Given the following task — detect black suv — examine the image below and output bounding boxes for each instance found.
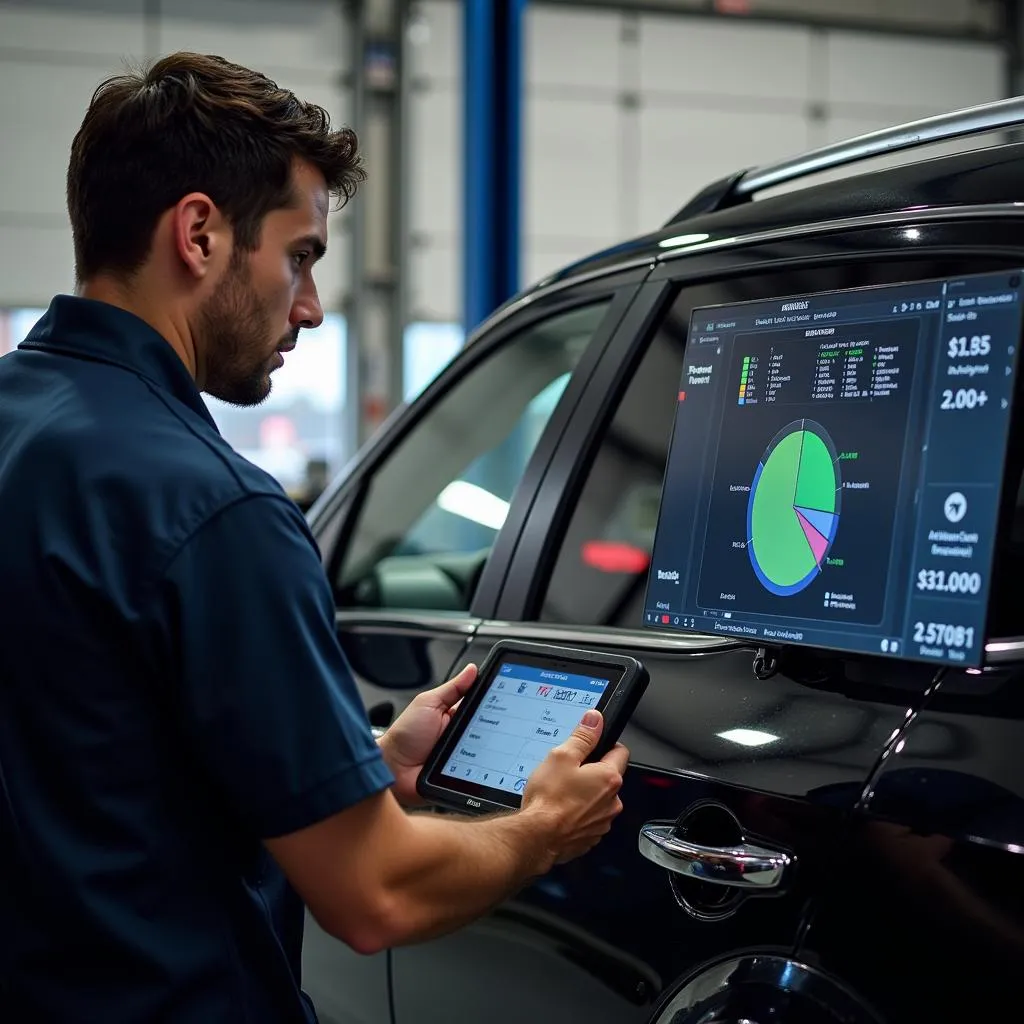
[301,99,1024,1024]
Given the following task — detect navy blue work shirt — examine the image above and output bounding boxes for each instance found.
[0,296,394,1022]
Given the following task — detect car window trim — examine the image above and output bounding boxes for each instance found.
[475,619,738,656]
[470,273,652,617]
[335,609,480,637]
[493,278,676,619]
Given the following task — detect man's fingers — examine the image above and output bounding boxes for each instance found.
[556,710,604,764]
[429,664,477,710]
[599,742,630,776]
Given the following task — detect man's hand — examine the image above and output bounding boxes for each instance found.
[521,710,629,867]
[378,664,477,806]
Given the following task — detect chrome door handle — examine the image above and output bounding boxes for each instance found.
[639,821,793,890]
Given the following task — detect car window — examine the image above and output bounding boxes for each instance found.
[335,302,611,612]
[539,311,681,627]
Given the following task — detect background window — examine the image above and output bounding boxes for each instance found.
[404,321,464,402]
[336,301,611,613]
[206,314,347,506]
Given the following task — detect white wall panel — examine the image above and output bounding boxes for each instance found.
[638,106,811,231]
[825,33,1002,112]
[407,0,459,322]
[157,0,346,81]
[757,0,983,28]
[409,243,458,322]
[525,247,600,290]
[639,16,813,103]
[315,213,350,315]
[0,0,145,58]
[0,224,74,305]
[526,96,619,243]
[0,62,111,218]
[528,6,622,92]
[407,0,459,84]
[408,84,459,239]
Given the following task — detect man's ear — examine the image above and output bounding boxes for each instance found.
[171,192,230,280]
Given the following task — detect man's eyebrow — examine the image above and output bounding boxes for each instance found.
[295,234,327,261]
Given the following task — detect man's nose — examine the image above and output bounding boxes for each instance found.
[292,284,324,330]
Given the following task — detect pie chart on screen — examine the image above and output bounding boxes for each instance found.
[746,419,841,597]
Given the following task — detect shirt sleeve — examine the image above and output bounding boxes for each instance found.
[154,493,394,838]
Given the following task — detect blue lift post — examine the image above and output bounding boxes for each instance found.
[463,0,526,334]
[460,0,528,536]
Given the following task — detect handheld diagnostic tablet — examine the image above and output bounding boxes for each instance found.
[417,641,648,815]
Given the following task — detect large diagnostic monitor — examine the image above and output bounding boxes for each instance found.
[643,270,1024,667]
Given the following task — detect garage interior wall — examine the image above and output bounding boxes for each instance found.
[408,0,1007,321]
[0,0,1009,485]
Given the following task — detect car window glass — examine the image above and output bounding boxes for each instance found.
[335,302,610,612]
[539,316,681,627]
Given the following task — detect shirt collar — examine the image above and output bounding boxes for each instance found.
[19,295,219,432]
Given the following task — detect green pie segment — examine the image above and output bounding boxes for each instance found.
[793,431,837,512]
[747,422,840,597]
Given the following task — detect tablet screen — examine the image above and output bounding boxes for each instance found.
[439,661,612,797]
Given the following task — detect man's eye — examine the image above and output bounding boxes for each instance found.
[292,252,310,267]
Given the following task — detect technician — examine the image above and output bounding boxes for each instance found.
[0,53,628,1023]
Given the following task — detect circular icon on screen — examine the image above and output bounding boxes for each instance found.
[514,779,527,793]
[943,492,968,524]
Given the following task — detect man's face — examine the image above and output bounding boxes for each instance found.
[198,159,328,406]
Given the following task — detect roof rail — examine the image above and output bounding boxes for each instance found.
[666,95,1024,225]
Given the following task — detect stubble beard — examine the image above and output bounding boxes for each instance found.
[199,254,280,408]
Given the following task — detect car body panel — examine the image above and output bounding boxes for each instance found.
[799,662,1024,1023]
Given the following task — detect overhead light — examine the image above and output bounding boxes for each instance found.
[904,228,921,240]
[659,232,711,248]
[436,481,509,531]
[716,728,779,747]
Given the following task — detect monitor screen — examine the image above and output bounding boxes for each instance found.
[439,661,611,796]
[643,270,1024,667]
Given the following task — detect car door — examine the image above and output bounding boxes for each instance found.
[301,269,649,1024]
[389,233,1020,1023]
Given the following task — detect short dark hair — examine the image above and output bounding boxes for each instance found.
[67,52,365,283]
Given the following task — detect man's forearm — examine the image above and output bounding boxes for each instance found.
[369,806,556,949]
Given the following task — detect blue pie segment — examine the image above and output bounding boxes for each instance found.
[794,505,837,542]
